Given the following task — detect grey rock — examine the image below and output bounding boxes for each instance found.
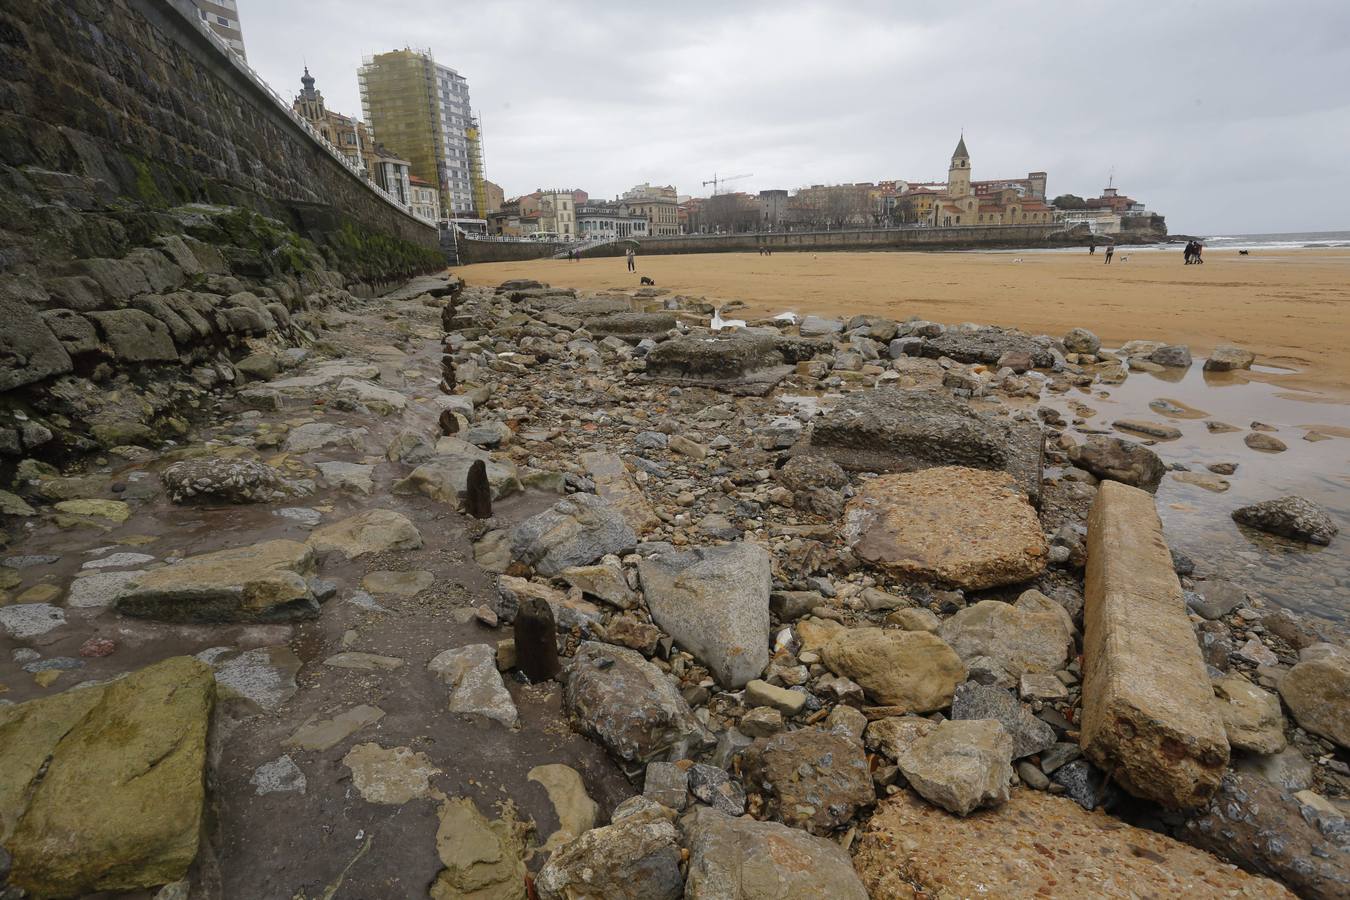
[427,644,519,727]
[808,388,1043,502]
[950,682,1057,759]
[922,328,1055,368]
[535,803,683,900]
[741,727,874,834]
[251,755,307,795]
[688,763,747,815]
[897,719,1014,816]
[1149,344,1193,368]
[162,457,285,504]
[0,295,73,391]
[1051,759,1112,811]
[638,543,771,688]
[1203,345,1256,371]
[643,332,826,396]
[1068,435,1166,491]
[86,309,178,362]
[1187,580,1246,620]
[563,642,710,768]
[1062,328,1101,354]
[682,807,869,899]
[642,761,689,810]
[0,603,66,639]
[1232,496,1338,545]
[511,494,636,576]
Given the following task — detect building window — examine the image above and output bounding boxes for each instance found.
[216,15,230,26]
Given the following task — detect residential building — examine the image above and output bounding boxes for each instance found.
[483,180,505,215]
[367,146,412,207]
[577,202,649,241]
[622,183,679,236]
[409,176,440,222]
[358,48,485,219]
[292,68,370,174]
[536,189,577,238]
[188,0,246,59]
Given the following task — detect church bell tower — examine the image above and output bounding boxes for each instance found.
[948,134,971,199]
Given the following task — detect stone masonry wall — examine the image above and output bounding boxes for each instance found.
[0,0,440,274]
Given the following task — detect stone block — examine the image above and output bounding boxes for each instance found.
[1080,481,1229,809]
[86,309,178,362]
[0,296,73,391]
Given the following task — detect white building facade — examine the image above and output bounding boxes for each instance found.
[435,64,476,216]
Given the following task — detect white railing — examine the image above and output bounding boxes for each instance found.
[173,2,437,228]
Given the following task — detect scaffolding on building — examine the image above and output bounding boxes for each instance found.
[466,117,487,219]
[358,49,447,218]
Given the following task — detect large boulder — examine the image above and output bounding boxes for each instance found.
[1062,327,1101,354]
[510,494,636,576]
[843,466,1047,590]
[115,540,317,623]
[637,543,771,688]
[920,328,1056,368]
[739,728,874,834]
[1068,435,1166,491]
[0,294,73,391]
[681,807,869,900]
[1081,481,1230,809]
[85,309,179,362]
[395,451,523,508]
[535,801,682,900]
[1182,772,1346,899]
[821,628,965,712]
[0,657,215,897]
[1278,653,1349,749]
[563,642,709,771]
[896,719,1014,816]
[807,388,1044,502]
[938,594,1075,688]
[1232,496,1339,546]
[643,332,826,396]
[308,509,423,559]
[856,789,1293,899]
[1204,344,1256,371]
[162,456,286,504]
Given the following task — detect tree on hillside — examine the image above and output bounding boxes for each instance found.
[1052,194,1086,209]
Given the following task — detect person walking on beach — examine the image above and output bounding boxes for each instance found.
[1089,240,1096,256]
[625,248,636,272]
[1104,245,1114,265]
[1193,242,1204,264]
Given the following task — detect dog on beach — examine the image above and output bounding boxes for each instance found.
[1119,255,1130,264]
[639,276,655,286]
[1239,249,1250,256]
[1012,258,1024,263]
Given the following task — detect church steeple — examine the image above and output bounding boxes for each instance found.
[300,66,317,99]
[951,133,969,164]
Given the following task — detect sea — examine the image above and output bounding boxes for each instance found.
[1198,230,1350,250]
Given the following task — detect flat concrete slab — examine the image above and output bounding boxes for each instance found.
[1080,481,1229,809]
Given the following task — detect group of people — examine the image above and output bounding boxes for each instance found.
[756,246,774,256]
[1183,240,1205,264]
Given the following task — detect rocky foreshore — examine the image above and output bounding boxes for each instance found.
[1,264,1347,898]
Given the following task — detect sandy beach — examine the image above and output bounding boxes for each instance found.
[458,248,1350,400]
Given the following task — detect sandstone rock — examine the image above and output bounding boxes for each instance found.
[1244,431,1288,453]
[560,556,638,609]
[864,716,936,761]
[116,540,317,623]
[430,797,527,900]
[337,377,407,411]
[1213,673,1287,754]
[856,788,1293,899]
[1068,435,1166,491]
[428,644,520,727]
[744,679,806,716]
[896,719,1014,816]
[808,388,1043,501]
[396,452,523,508]
[638,543,770,688]
[938,595,1074,688]
[1232,496,1339,545]
[53,498,131,522]
[308,509,423,559]
[162,456,284,504]
[1278,654,1349,749]
[950,682,1057,759]
[1204,344,1257,371]
[527,764,598,853]
[1081,481,1229,809]
[282,422,369,453]
[510,494,636,576]
[843,466,1047,589]
[682,806,869,900]
[581,451,659,534]
[496,575,601,633]
[315,461,375,494]
[0,657,214,897]
[821,628,965,711]
[563,642,709,768]
[535,802,681,900]
[1188,579,1246,619]
[284,704,386,752]
[740,728,874,834]
[739,706,784,737]
[1149,344,1193,368]
[342,743,440,805]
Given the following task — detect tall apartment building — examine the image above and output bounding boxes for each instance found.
[622,183,679,236]
[358,49,483,220]
[187,0,246,59]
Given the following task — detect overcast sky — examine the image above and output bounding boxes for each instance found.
[241,0,1349,235]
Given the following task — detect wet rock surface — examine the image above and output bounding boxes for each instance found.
[0,267,1342,899]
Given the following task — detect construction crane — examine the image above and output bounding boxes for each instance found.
[702,172,753,195]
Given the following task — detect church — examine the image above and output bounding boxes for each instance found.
[904,137,1055,227]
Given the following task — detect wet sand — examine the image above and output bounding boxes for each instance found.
[458,248,1350,400]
